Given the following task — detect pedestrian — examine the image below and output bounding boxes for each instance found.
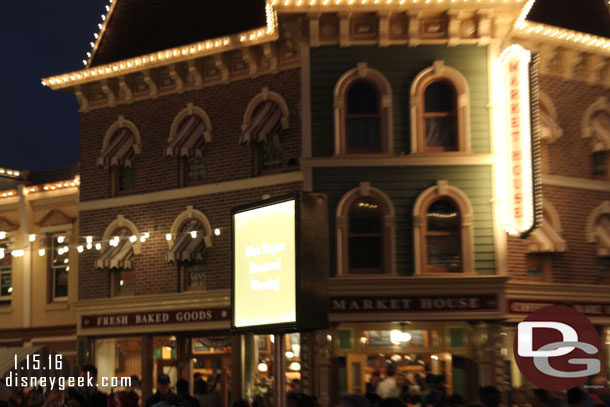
[145,374,183,407]
[422,375,447,407]
[585,377,610,407]
[377,366,398,399]
[479,386,500,407]
[193,379,219,407]
[389,374,410,404]
[366,373,382,395]
[176,379,199,407]
[78,365,107,407]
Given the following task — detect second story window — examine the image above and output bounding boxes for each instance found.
[166,104,213,187]
[50,235,69,300]
[336,182,396,275]
[167,206,213,291]
[334,63,393,155]
[424,198,461,272]
[97,116,142,197]
[0,242,11,304]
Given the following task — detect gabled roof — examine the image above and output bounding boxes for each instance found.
[90,0,267,67]
[526,0,610,39]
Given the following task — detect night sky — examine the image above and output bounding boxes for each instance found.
[0,0,107,172]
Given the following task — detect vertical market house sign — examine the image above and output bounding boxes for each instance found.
[494,44,542,238]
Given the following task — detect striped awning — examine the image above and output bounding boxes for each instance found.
[167,221,211,263]
[97,128,138,168]
[539,110,563,142]
[595,215,610,256]
[592,110,610,152]
[528,220,567,253]
[1,346,76,382]
[240,101,283,144]
[166,116,207,158]
[96,230,134,270]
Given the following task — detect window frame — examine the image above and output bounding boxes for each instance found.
[410,60,470,154]
[180,262,207,292]
[413,180,475,275]
[346,197,384,274]
[336,182,396,276]
[49,234,69,302]
[180,155,207,187]
[525,253,551,282]
[111,165,136,197]
[422,197,462,273]
[334,63,393,155]
[420,79,459,152]
[112,268,136,297]
[344,79,383,154]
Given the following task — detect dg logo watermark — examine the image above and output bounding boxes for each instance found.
[514,305,601,391]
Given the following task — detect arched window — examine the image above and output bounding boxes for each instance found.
[582,97,610,179]
[336,182,395,275]
[424,198,461,272]
[98,116,142,196]
[345,81,381,152]
[96,215,142,297]
[587,201,610,281]
[413,180,474,274]
[241,88,290,174]
[167,103,213,187]
[525,200,566,281]
[167,206,213,291]
[334,63,393,155]
[538,92,563,144]
[410,61,470,153]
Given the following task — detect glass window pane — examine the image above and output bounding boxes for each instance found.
[0,271,11,297]
[427,200,459,231]
[593,151,607,176]
[597,257,610,280]
[118,270,135,294]
[187,156,206,182]
[424,81,455,112]
[347,118,380,150]
[187,263,206,288]
[426,236,460,269]
[347,82,378,114]
[350,199,381,233]
[54,267,68,298]
[119,166,135,191]
[425,117,456,148]
[349,237,381,269]
[262,134,283,170]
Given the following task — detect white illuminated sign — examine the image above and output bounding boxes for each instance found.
[233,199,296,328]
[495,45,535,236]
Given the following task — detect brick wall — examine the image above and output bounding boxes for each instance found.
[79,68,301,202]
[508,74,610,284]
[78,67,303,300]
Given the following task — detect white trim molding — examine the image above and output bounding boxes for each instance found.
[538,91,563,144]
[101,116,142,155]
[335,182,396,275]
[582,96,610,152]
[101,215,142,255]
[412,180,475,275]
[410,60,471,154]
[333,62,393,155]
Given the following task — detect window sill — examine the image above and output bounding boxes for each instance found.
[45,301,70,311]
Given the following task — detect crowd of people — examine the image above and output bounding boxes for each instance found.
[0,364,608,407]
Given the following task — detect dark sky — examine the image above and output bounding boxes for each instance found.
[0,0,107,172]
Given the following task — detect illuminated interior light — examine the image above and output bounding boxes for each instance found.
[431,355,439,360]
[288,362,301,371]
[28,234,36,242]
[0,248,4,259]
[7,287,12,294]
[0,232,5,240]
[39,249,46,257]
[11,249,24,258]
[257,363,268,372]
[120,280,124,286]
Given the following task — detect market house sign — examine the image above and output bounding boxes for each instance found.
[82,307,230,329]
[330,295,498,313]
[494,44,541,237]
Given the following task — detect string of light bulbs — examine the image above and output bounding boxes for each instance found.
[0,227,223,259]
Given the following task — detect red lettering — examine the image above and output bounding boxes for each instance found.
[509,61,519,72]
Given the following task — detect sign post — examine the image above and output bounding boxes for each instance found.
[231,193,329,407]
